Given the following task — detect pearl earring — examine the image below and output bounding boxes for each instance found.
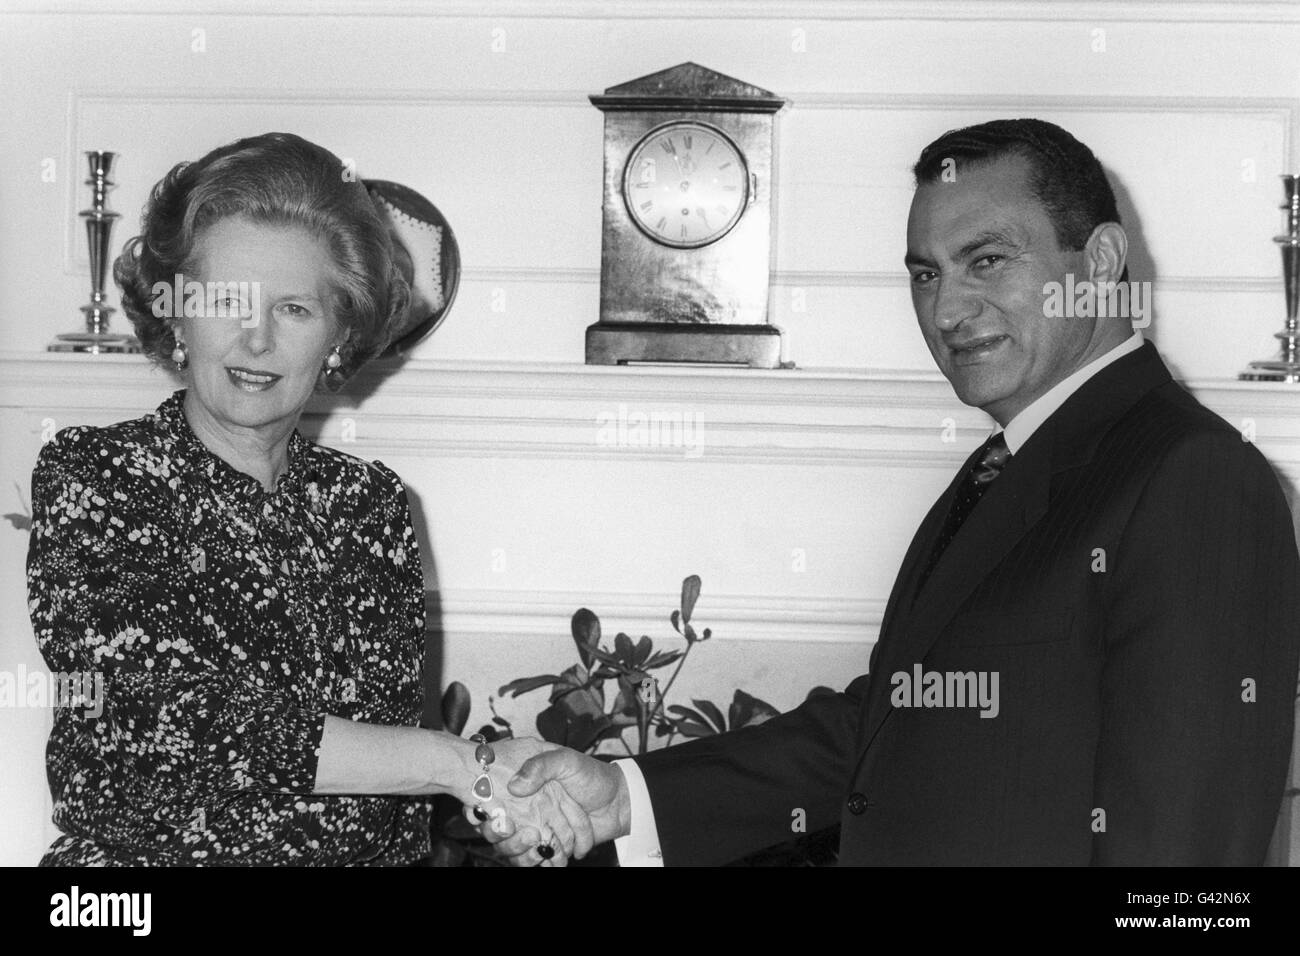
[171,342,188,370]
[325,346,342,370]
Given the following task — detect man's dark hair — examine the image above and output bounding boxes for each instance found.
[913,119,1128,281]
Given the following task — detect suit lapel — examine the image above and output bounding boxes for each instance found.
[854,341,1174,759]
[881,444,1051,669]
[857,446,1051,751]
[876,445,983,640]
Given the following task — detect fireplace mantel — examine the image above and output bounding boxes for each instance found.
[3,352,1300,469]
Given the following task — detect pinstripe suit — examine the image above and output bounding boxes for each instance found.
[635,341,1300,865]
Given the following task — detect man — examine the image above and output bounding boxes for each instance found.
[482,119,1300,866]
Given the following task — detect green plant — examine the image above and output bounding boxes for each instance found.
[425,575,840,866]
[497,575,782,756]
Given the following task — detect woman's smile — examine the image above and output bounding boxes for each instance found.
[225,366,282,391]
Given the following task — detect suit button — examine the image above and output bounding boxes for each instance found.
[847,792,869,815]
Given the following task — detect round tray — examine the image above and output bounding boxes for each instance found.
[365,179,461,357]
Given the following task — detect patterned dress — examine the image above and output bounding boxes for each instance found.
[26,389,431,865]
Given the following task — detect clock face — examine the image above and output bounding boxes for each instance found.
[621,121,750,249]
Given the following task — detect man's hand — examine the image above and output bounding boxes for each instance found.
[469,748,632,866]
[466,737,592,867]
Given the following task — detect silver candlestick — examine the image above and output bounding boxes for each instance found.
[49,151,140,353]
[1240,174,1300,382]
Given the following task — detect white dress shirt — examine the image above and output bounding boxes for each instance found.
[998,331,1143,452]
[612,330,1145,866]
[611,758,664,865]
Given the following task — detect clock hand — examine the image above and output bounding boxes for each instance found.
[695,206,711,229]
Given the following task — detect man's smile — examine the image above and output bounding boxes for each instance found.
[947,333,1011,365]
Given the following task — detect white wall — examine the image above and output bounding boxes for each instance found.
[2,0,1299,866]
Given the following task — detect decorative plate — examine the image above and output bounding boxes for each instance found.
[364,179,461,357]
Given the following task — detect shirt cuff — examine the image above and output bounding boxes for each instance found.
[612,759,664,867]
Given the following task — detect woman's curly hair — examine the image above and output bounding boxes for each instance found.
[113,131,410,391]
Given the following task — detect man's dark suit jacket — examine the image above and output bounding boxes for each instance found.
[635,342,1300,865]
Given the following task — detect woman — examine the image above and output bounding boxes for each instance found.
[27,132,582,866]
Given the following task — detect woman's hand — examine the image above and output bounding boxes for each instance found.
[464,737,595,867]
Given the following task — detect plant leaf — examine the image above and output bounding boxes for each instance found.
[670,609,681,634]
[549,663,604,714]
[586,648,636,681]
[561,661,590,683]
[2,513,31,531]
[571,608,601,669]
[684,623,698,644]
[692,697,728,734]
[440,681,472,736]
[498,674,562,698]
[536,704,569,745]
[666,704,707,724]
[643,649,683,670]
[612,677,640,718]
[663,707,715,738]
[614,632,635,664]
[729,689,782,730]
[728,691,755,730]
[676,722,715,738]
[632,635,653,667]
[680,575,701,625]
[566,713,611,753]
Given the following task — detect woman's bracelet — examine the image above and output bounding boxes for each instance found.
[469,733,494,822]
[467,732,554,859]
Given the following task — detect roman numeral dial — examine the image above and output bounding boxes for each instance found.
[622,121,750,249]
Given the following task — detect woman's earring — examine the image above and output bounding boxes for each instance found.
[171,342,188,370]
[324,346,343,371]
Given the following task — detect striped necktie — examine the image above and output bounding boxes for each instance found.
[916,432,1012,592]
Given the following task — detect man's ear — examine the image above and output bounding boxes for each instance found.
[1085,222,1127,286]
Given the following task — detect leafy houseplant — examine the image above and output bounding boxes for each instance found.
[497,575,785,755]
[425,575,840,866]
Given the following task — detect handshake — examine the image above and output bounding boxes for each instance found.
[463,736,633,867]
